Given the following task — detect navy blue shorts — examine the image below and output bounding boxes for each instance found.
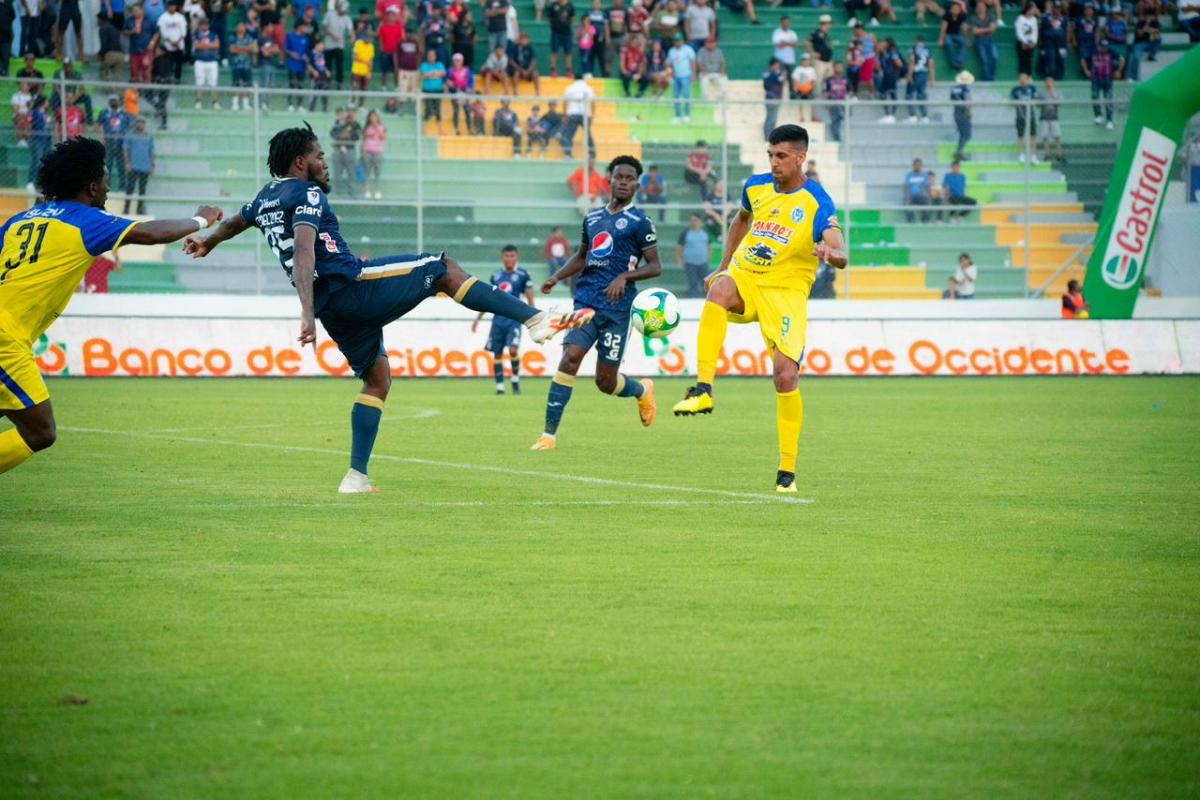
[318,252,447,378]
[550,30,573,53]
[487,319,522,354]
[563,302,632,366]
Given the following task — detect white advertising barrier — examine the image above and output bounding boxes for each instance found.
[31,316,1199,378]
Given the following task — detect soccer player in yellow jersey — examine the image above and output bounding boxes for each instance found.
[0,137,224,476]
[672,124,847,493]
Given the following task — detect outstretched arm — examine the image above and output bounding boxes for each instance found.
[182,212,252,257]
[123,205,224,246]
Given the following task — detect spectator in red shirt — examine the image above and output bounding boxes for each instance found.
[83,253,121,294]
[55,91,86,141]
[567,158,610,215]
[376,0,406,23]
[684,139,713,198]
[377,9,406,89]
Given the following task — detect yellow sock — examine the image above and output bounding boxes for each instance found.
[0,428,34,475]
[697,300,728,386]
[776,389,803,473]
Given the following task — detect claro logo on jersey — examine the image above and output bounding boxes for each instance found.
[1100,128,1175,291]
[295,205,321,217]
[591,231,614,258]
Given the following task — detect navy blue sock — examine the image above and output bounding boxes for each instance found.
[492,359,504,386]
[544,372,575,435]
[456,277,537,324]
[510,357,520,387]
[615,374,644,398]
[350,394,384,474]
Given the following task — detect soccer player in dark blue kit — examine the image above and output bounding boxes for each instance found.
[470,244,534,395]
[183,124,593,493]
[531,155,663,451]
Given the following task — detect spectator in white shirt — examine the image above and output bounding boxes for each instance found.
[157,0,189,83]
[772,15,799,70]
[561,74,596,159]
[1015,2,1039,76]
[947,252,977,298]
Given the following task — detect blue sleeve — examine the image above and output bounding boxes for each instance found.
[811,191,839,242]
[637,214,658,252]
[239,200,256,225]
[292,184,328,229]
[741,180,751,213]
[78,206,138,256]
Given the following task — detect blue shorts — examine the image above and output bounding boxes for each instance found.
[563,302,631,366]
[318,252,448,378]
[487,319,522,354]
[550,30,573,54]
[232,66,253,87]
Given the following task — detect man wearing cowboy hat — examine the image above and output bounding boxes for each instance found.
[950,69,973,161]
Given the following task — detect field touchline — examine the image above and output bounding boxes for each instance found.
[144,407,442,433]
[59,426,815,506]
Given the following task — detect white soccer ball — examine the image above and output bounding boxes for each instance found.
[631,287,681,339]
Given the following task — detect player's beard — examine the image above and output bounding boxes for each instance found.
[308,168,332,194]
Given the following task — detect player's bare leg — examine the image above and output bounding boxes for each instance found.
[438,258,593,344]
[772,348,803,493]
[532,344,586,450]
[0,401,56,475]
[595,361,655,428]
[673,274,744,416]
[339,356,389,494]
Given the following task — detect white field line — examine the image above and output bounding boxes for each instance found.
[59,426,815,506]
[147,407,442,433]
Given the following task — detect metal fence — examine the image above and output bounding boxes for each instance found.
[1,73,1134,299]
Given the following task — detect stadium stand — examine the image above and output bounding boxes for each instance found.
[0,0,1193,299]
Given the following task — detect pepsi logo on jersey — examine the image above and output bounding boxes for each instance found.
[591,231,615,258]
[498,281,513,292]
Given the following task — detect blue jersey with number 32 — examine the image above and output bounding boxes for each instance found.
[240,178,361,302]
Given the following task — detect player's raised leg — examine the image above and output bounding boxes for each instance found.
[674,274,745,416]
[438,259,594,344]
[596,362,655,427]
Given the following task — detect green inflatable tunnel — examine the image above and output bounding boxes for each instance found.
[1083,46,1200,319]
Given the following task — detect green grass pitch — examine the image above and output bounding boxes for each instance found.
[2,376,1199,798]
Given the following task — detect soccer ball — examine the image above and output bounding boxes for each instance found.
[631,287,681,339]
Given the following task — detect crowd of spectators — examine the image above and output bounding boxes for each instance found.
[756,0,1176,141]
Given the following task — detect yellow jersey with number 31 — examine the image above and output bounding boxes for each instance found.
[0,201,137,346]
[731,173,839,293]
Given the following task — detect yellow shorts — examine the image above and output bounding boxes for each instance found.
[719,268,809,362]
[0,331,49,411]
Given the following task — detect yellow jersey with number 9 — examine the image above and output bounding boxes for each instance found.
[0,201,137,346]
[731,173,839,293]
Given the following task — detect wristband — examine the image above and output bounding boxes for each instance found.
[191,215,212,230]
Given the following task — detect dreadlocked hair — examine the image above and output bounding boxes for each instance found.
[607,154,644,177]
[267,123,318,178]
[36,137,107,201]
